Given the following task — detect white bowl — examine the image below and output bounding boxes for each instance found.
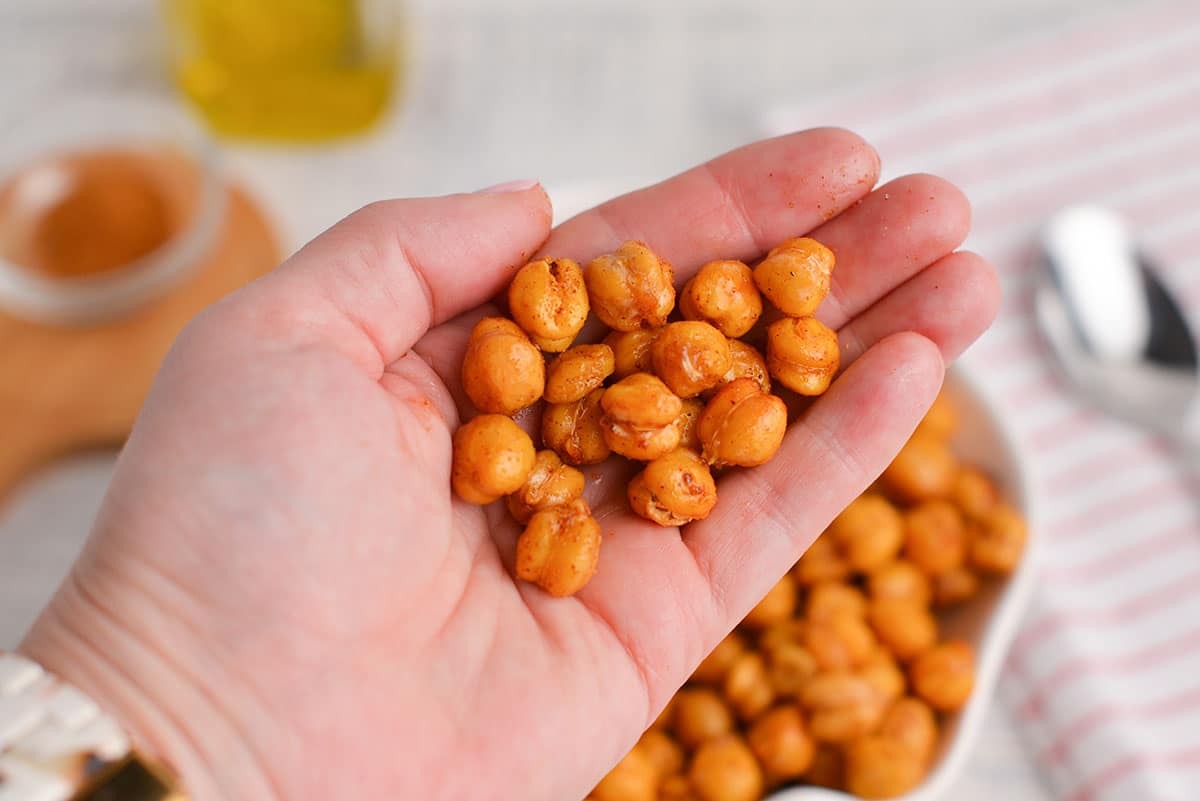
[768,366,1042,801]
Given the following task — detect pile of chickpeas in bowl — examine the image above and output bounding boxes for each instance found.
[588,392,1029,801]
[451,237,842,597]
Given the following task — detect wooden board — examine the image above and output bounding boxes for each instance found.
[0,185,280,500]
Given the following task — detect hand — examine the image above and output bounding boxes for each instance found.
[20,129,998,801]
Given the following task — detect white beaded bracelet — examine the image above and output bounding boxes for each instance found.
[0,651,181,801]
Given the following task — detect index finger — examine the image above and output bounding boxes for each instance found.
[540,127,880,278]
[413,128,879,412]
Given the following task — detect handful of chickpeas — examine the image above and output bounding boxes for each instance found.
[589,392,1029,801]
[452,237,842,596]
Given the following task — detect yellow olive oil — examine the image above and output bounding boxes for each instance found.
[164,0,398,141]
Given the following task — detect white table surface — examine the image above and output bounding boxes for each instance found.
[1,1,1142,798]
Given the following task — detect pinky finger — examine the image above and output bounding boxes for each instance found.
[683,332,945,625]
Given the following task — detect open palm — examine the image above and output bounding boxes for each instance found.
[21,129,998,801]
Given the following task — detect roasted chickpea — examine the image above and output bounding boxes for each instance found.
[857,653,907,704]
[828,494,905,572]
[792,536,850,586]
[507,256,589,351]
[910,640,975,712]
[506,449,586,523]
[932,566,980,607]
[748,705,815,780]
[601,373,683,460]
[741,573,798,630]
[592,746,658,801]
[637,729,685,780]
[659,775,699,801]
[515,498,602,597]
[709,339,771,396]
[605,328,660,378]
[767,642,818,697]
[697,378,788,467]
[800,672,886,743]
[451,414,536,504]
[904,500,967,576]
[803,744,844,789]
[758,619,807,657]
[461,317,546,415]
[868,560,933,607]
[674,398,706,452]
[765,316,840,396]
[879,697,938,764]
[805,613,876,671]
[652,321,733,398]
[542,388,611,465]
[806,582,867,622]
[688,735,763,801]
[544,344,615,404]
[952,466,999,521]
[753,237,835,318]
[867,598,938,662]
[881,434,957,503]
[914,389,958,440]
[971,504,1027,575]
[723,652,775,721]
[861,643,897,665]
[672,688,735,749]
[680,260,763,338]
[693,631,747,685]
[653,696,677,730]
[586,240,675,331]
[844,735,924,799]
[629,449,718,526]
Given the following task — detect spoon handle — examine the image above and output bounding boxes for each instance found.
[1181,410,1200,475]
[1182,446,1200,482]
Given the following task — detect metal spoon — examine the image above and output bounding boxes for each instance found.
[1035,205,1200,462]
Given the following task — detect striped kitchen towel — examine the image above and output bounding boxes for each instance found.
[766,3,1200,800]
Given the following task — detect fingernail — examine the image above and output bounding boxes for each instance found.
[477,179,541,194]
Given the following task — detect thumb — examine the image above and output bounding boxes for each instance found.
[243,181,552,372]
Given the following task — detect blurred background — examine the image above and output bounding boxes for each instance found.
[0,0,1139,245]
[4,1,1197,800]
